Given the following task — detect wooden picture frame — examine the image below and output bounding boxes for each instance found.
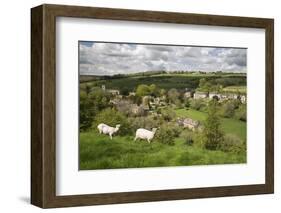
[31,4,274,208]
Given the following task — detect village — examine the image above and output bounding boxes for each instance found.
[101,84,247,131]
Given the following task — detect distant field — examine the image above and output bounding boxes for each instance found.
[80,73,246,91]
[175,109,246,141]
[79,131,246,170]
[223,86,247,94]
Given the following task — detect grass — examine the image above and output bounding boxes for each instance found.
[79,131,246,170]
[223,86,247,94]
[175,108,246,141]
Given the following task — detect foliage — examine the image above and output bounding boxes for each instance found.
[167,88,180,104]
[160,107,176,121]
[115,100,133,116]
[93,108,130,135]
[219,134,246,154]
[128,116,162,133]
[149,84,159,96]
[135,84,159,97]
[79,88,110,131]
[202,100,224,150]
[235,104,247,121]
[136,84,151,96]
[155,125,176,145]
[184,98,191,108]
[221,100,240,118]
[119,87,130,96]
[190,99,206,111]
[180,131,194,146]
[82,73,246,92]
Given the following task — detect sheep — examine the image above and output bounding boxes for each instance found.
[97,123,121,139]
[134,128,157,143]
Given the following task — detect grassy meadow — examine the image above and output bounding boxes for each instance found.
[80,131,246,170]
[175,109,246,141]
[79,72,247,170]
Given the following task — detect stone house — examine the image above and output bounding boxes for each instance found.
[184,91,192,98]
[209,93,221,100]
[193,91,208,99]
[177,117,199,131]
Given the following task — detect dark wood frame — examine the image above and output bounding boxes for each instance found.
[31,4,274,208]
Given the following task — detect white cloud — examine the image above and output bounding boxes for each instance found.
[79,42,247,75]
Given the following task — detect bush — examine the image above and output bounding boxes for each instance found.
[128,116,161,133]
[155,125,176,145]
[181,131,194,146]
[235,104,247,121]
[93,108,130,136]
[219,134,246,154]
[160,107,176,122]
[190,99,206,111]
[79,88,110,131]
[221,100,240,118]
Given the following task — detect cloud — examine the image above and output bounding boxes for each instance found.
[79,42,247,75]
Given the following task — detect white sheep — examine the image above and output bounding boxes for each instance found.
[97,123,121,139]
[134,128,157,143]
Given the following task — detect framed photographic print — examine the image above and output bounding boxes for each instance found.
[31,4,274,208]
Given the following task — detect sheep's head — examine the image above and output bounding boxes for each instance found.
[116,124,121,129]
[152,128,158,133]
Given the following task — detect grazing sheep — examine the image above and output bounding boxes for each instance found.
[134,128,157,143]
[97,123,121,139]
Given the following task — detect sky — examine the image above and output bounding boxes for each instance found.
[79,41,247,76]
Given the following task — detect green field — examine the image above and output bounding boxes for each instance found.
[79,72,247,170]
[79,131,246,170]
[223,86,247,94]
[175,109,246,141]
[81,73,246,91]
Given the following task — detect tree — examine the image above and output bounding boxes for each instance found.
[199,78,207,88]
[149,84,158,96]
[221,100,240,118]
[120,87,130,96]
[136,84,151,97]
[167,88,180,104]
[159,88,166,97]
[161,107,176,122]
[202,99,224,150]
[190,99,205,111]
[79,88,110,131]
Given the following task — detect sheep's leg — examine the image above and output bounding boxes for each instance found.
[109,133,113,140]
[147,139,150,144]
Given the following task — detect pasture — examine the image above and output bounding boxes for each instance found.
[175,109,246,141]
[79,131,246,170]
[79,72,247,170]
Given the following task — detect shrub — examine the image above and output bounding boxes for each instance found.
[221,100,240,118]
[190,99,206,111]
[220,134,246,154]
[79,88,110,131]
[128,116,161,133]
[93,108,130,136]
[181,131,194,146]
[155,125,176,145]
[160,107,176,122]
[167,88,180,104]
[184,98,191,109]
[115,100,133,116]
[235,104,247,121]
